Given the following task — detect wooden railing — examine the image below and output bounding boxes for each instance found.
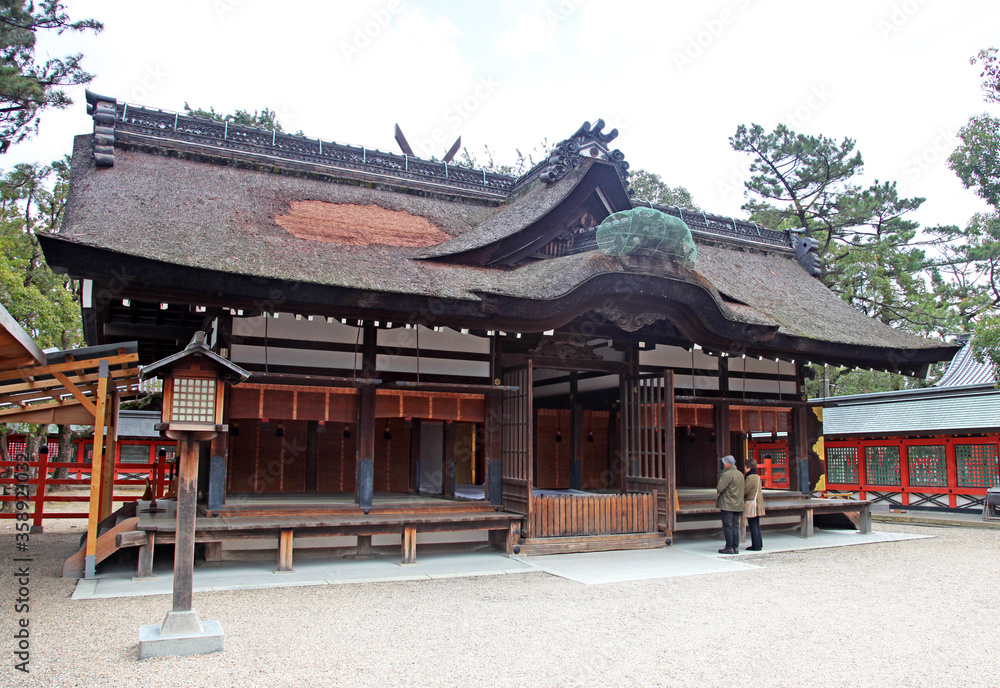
[0,441,173,527]
[529,491,658,538]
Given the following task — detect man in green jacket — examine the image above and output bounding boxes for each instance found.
[716,454,744,554]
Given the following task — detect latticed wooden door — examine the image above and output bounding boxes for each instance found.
[501,364,534,531]
[621,370,675,535]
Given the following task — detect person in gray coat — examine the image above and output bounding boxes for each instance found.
[716,454,744,554]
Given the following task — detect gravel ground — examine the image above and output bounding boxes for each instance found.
[1,520,998,688]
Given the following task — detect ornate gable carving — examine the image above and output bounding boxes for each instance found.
[538,119,630,189]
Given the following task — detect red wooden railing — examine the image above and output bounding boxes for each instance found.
[0,437,174,526]
[749,435,1000,509]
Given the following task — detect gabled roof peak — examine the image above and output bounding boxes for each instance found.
[536,118,630,189]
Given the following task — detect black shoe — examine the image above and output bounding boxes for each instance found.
[747,546,762,551]
[718,547,736,554]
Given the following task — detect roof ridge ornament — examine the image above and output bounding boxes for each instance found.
[85,90,117,168]
[539,118,630,188]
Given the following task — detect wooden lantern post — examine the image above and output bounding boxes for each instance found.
[138,331,248,659]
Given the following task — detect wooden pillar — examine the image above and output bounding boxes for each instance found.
[715,357,731,464]
[277,529,294,571]
[485,394,502,508]
[356,323,377,510]
[788,364,809,494]
[663,370,676,536]
[305,420,318,492]
[443,420,456,499]
[84,361,110,579]
[402,525,417,564]
[99,387,119,520]
[570,373,583,490]
[409,419,422,494]
[356,535,373,557]
[207,392,230,512]
[136,531,156,579]
[172,434,199,613]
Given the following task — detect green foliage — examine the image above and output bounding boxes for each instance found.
[730,122,939,335]
[0,157,81,348]
[183,103,296,133]
[972,314,1000,386]
[948,113,1000,209]
[628,169,699,210]
[971,47,1000,104]
[0,1,102,153]
[805,365,931,399]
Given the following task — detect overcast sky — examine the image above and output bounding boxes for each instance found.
[16,0,1000,231]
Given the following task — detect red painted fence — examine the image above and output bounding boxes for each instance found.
[0,436,174,526]
[750,434,1000,510]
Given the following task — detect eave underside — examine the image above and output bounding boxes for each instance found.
[41,237,955,376]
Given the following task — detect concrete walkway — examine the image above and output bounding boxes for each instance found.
[73,527,928,599]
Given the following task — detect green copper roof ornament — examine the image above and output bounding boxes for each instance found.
[596,206,697,267]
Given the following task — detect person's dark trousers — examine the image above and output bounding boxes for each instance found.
[721,510,741,550]
[748,516,763,550]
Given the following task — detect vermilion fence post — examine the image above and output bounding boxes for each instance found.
[31,443,50,532]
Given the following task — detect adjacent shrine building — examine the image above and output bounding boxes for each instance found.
[38,92,958,562]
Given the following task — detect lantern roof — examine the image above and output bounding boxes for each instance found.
[142,331,249,385]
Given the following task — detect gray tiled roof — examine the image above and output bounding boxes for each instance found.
[935,335,995,388]
[822,387,1000,435]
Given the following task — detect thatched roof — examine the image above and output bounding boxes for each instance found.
[41,107,958,372]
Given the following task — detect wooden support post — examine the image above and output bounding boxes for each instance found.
[789,406,809,494]
[99,388,119,520]
[664,370,676,536]
[859,504,872,534]
[409,418,422,494]
[136,531,156,579]
[443,421,456,499]
[356,534,373,557]
[570,373,583,490]
[305,420,318,493]
[277,529,294,572]
[485,394,502,508]
[402,525,417,564]
[84,361,110,579]
[356,323,377,511]
[31,439,49,533]
[800,508,814,538]
[204,541,222,563]
[505,520,519,555]
[172,434,199,613]
[715,358,731,464]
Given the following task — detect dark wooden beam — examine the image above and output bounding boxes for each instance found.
[443,421,456,499]
[570,373,583,490]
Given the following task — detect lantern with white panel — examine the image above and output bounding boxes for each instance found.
[138,331,249,660]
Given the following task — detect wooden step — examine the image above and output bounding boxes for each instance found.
[516,532,667,556]
[63,516,140,578]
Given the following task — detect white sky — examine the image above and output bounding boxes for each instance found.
[14,0,1000,231]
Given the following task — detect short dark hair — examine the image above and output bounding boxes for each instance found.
[746,458,758,471]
